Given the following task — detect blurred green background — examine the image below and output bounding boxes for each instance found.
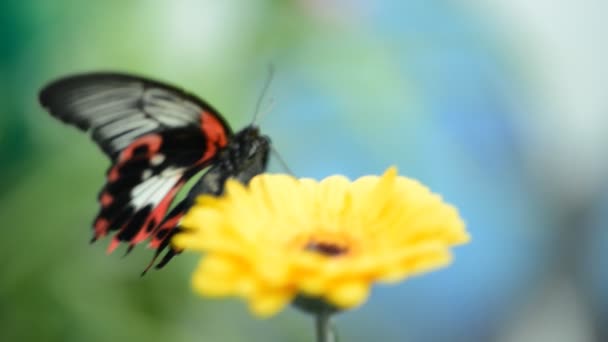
[2,1,608,341]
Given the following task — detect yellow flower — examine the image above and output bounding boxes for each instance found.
[173,167,469,317]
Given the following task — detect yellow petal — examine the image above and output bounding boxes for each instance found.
[248,289,293,318]
[318,175,352,227]
[326,281,370,308]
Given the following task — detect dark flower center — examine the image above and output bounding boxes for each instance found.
[305,240,349,257]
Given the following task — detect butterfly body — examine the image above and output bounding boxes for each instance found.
[39,72,270,270]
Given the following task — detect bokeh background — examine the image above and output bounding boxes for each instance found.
[2,1,607,341]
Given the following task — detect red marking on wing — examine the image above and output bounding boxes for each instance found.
[118,134,163,163]
[107,134,163,182]
[107,238,120,254]
[200,111,229,161]
[130,180,185,245]
[100,192,113,206]
[108,168,120,182]
[148,212,184,249]
[95,218,110,238]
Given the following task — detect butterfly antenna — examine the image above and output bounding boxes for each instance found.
[251,64,275,125]
[255,97,276,124]
[271,146,294,176]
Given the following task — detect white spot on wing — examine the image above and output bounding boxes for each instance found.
[161,167,184,177]
[151,154,165,165]
[130,168,184,209]
[142,169,153,180]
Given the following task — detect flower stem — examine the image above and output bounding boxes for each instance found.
[315,310,333,342]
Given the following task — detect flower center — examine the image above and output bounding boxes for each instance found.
[305,240,349,257]
[288,231,357,258]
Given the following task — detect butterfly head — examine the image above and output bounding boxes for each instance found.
[227,125,271,171]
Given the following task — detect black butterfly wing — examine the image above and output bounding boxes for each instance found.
[39,73,233,253]
[39,73,232,159]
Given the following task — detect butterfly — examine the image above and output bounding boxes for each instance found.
[39,72,271,273]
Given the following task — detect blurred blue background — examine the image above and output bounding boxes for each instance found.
[1,1,607,341]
